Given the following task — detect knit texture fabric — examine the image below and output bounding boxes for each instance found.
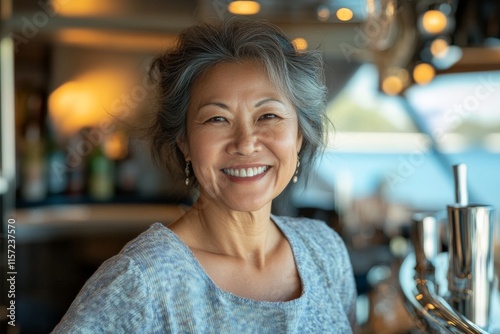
[52,215,356,333]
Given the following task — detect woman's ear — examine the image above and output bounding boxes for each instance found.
[296,129,303,153]
[177,136,190,160]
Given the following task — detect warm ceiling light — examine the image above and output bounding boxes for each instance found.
[49,81,98,135]
[413,63,435,85]
[422,10,447,34]
[228,1,260,15]
[382,75,404,95]
[55,29,177,51]
[336,8,354,21]
[430,38,449,58]
[292,38,308,51]
[50,0,117,16]
[317,6,331,21]
[49,71,129,135]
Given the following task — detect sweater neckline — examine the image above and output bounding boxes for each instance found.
[160,215,307,308]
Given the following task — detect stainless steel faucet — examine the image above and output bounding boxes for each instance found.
[400,164,499,333]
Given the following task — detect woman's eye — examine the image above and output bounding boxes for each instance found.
[207,116,226,123]
[259,113,278,120]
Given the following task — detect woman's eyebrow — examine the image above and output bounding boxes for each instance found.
[255,98,285,107]
[199,99,284,110]
[199,102,229,110]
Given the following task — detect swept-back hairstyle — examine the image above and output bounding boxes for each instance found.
[148,18,328,186]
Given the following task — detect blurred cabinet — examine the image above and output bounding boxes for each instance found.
[11,6,193,209]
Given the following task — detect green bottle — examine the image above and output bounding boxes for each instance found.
[88,143,114,201]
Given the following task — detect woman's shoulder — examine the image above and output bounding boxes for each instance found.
[51,227,171,333]
[120,222,174,253]
[109,222,190,272]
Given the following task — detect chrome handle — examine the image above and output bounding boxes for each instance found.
[453,163,468,206]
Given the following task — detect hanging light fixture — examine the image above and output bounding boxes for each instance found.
[421,10,448,34]
[382,75,405,95]
[413,63,435,85]
[430,38,450,58]
[336,8,354,22]
[292,38,308,51]
[228,1,261,15]
[317,5,331,22]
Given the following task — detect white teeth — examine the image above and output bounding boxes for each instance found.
[223,166,269,178]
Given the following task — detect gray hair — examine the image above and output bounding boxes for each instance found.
[148,18,329,186]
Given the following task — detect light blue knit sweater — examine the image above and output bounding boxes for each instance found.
[52,215,356,333]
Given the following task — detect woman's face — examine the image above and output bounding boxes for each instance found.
[179,60,302,212]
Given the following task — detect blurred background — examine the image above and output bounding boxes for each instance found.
[1,0,499,333]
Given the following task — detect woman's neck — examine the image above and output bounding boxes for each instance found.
[174,195,281,268]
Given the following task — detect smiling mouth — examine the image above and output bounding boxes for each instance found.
[222,166,270,178]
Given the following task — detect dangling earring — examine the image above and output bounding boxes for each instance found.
[292,156,300,183]
[185,160,191,186]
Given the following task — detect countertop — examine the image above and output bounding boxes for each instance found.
[10,203,186,242]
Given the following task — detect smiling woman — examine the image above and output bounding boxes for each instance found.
[178,61,302,213]
[52,18,357,334]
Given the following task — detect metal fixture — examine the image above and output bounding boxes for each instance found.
[400,164,499,333]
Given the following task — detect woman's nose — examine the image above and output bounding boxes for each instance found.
[227,124,261,156]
